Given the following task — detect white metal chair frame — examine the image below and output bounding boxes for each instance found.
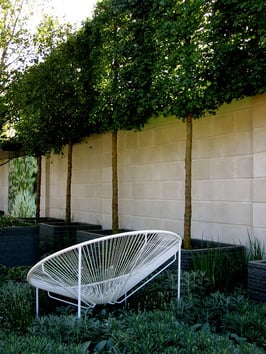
[27,230,182,318]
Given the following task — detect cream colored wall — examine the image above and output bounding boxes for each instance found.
[40,134,107,225]
[252,93,266,250]
[0,163,9,213]
[192,97,253,244]
[39,94,266,250]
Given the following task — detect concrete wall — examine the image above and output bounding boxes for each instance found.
[24,93,266,251]
[252,94,266,250]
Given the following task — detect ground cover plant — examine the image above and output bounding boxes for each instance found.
[0,265,265,353]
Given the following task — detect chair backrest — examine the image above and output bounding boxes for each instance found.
[27,230,182,315]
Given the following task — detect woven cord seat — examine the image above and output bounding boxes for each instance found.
[27,230,182,317]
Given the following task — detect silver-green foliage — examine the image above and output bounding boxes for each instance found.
[0,333,89,354]
[1,269,266,352]
[8,156,37,217]
[11,189,36,217]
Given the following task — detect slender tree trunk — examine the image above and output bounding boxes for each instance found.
[112,130,119,234]
[65,140,73,224]
[35,155,42,221]
[183,113,193,249]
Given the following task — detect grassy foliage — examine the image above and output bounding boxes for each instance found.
[0,267,265,353]
[192,247,247,291]
[247,234,265,261]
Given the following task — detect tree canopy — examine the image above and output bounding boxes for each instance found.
[146,0,266,247]
[209,0,266,103]
[0,0,73,141]
[87,0,156,132]
[3,0,266,233]
[74,0,157,231]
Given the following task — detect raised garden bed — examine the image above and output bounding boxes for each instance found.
[0,224,39,267]
[248,259,266,302]
[18,217,64,224]
[39,221,102,252]
[180,239,245,271]
[76,229,133,243]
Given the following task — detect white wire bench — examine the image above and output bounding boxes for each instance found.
[27,230,182,317]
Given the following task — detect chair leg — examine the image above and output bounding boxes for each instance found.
[177,249,181,302]
[36,288,39,318]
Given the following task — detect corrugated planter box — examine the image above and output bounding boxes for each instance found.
[39,221,102,252]
[0,224,39,267]
[181,239,245,271]
[18,217,64,223]
[76,229,133,243]
[248,260,266,302]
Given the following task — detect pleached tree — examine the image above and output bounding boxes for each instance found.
[81,0,156,233]
[147,0,266,248]
[8,36,95,223]
[1,0,72,219]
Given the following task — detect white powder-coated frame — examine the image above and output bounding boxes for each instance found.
[27,230,182,318]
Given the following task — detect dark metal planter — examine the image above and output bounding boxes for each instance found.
[39,221,102,252]
[248,260,266,302]
[18,217,64,224]
[76,229,132,243]
[180,239,245,271]
[0,225,39,267]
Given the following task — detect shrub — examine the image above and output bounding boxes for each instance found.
[126,270,179,311]
[126,270,211,312]
[0,281,34,332]
[7,266,30,282]
[28,313,107,348]
[0,268,265,353]
[199,291,247,331]
[0,214,24,227]
[175,279,247,330]
[0,264,8,285]
[181,270,212,297]
[0,333,89,353]
[222,302,266,349]
[108,310,263,354]
[0,214,34,227]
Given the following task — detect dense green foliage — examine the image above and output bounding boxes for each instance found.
[1,6,265,351]
[7,35,97,222]
[87,0,155,132]
[0,0,72,130]
[8,40,92,156]
[0,214,32,227]
[8,156,37,217]
[146,0,266,247]
[0,267,265,353]
[209,0,266,103]
[3,0,266,236]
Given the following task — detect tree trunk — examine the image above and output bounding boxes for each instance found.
[35,155,42,221]
[183,113,193,249]
[112,130,119,234]
[65,140,73,224]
